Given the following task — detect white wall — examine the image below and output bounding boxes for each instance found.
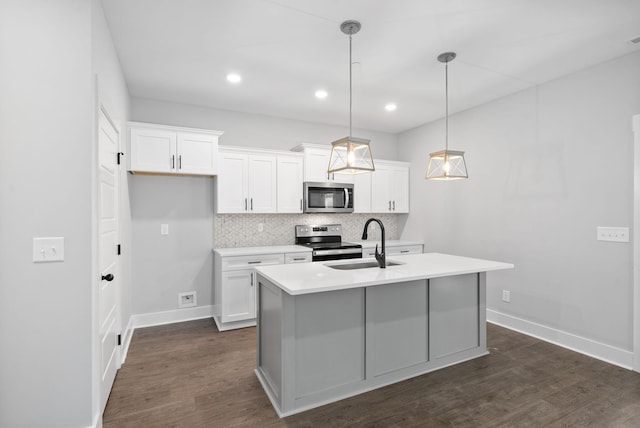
[128,98,399,316]
[130,175,214,315]
[399,52,640,365]
[0,1,94,427]
[131,97,399,159]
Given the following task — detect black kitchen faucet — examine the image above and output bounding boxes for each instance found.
[361,218,386,268]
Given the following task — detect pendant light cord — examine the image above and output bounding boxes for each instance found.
[445,60,449,152]
[349,34,353,138]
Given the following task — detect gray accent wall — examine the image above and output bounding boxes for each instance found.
[399,52,640,353]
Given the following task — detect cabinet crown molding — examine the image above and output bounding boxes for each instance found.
[219,145,303,157]
[128,121,224,137]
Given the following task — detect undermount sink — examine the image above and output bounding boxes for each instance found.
[325,260,403,270]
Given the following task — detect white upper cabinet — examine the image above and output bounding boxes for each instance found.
[216,147,277,214]
[292,144,353,184]
[371,161,410,213]
[217,151,249,213]
[352,172,372,213]
[177,132,220,175]
[129,122,222,176]
[248,154,277,213]
[277,154,304,213]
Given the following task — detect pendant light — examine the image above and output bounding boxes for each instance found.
[426,52,468,180]
[328,20,375,175]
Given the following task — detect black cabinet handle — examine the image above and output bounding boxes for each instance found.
[102,273,114,282]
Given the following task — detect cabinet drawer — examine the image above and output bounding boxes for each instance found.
[221,253,285,271]
[285,252,312,264]
[363,245,423,258]
[388,245,423,256]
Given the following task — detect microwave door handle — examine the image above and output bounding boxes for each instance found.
[344,188,350,209]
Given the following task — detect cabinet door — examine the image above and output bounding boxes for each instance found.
[371,166,392,212]
[248,154,277,213]
[177,132,218,175]
[303,148,353,183]
[304,148,332,182]
[277,155,303,213]
[390,166,409,213]
[352,172,372,213]
[217,151,249,213]
[130,128,176,173]
[221,269,256,322]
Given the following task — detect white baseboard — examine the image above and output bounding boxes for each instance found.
[487,309,634,369]
[131,305,215,329]
[120,316,135,364]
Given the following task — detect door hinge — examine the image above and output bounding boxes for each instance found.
[117,152,124,165]
[117,334,122,346]
[117,244,121,255]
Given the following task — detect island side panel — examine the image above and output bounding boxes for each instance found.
[256,277,284,407]
[429,273,487,363]
[366,280,429,378]
[293,288,366,400]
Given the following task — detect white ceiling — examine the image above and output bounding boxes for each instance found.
[100,0,640,134]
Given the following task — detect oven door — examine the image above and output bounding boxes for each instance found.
[312,248,362,262]
[304,182,354,213]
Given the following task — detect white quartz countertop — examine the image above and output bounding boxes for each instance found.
[213,245,311,257]
[350,239,423,248]
[255,252,513,295]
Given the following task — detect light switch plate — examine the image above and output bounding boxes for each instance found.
[597,226,629,242]
[160,224,169,235]
[33,237,65,262]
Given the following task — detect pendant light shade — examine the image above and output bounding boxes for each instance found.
[426,52,468,180]
[328,20,375,175]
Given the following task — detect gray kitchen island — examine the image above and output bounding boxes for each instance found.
[254,252,513,417]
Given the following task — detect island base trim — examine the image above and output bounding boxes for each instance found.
[487,309,633,369]
[256,350,489,418]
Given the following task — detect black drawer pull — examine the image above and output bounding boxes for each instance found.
[248,261,262,264]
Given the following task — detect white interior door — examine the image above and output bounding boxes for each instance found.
[98,108,120,411]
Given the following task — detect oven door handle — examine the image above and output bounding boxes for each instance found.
[313,248,362,257]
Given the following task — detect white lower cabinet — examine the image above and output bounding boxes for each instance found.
[220,269,256,323]
[214,249,310,331]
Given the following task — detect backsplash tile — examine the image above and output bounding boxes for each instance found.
[214,214,399,248]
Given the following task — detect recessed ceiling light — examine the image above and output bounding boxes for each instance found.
[226,73,242,83]
[315,89,328,99]
[385,103,397,112]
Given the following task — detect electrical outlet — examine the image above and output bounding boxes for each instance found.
[178,291,197,308]
[258,223,264,232]
[161,224,169,235]
[502,290,511,303]
[597,226,629,242]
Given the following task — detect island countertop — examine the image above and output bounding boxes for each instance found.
[254,252,513,296]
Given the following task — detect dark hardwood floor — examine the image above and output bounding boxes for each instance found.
[103,319,640,427]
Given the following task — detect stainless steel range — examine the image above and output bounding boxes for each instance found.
[295,224,362,261]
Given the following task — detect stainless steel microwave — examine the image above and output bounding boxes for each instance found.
[303,182,354,213]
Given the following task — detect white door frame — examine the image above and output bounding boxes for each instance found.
[634,114,640,372]
[97,102,122,413]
